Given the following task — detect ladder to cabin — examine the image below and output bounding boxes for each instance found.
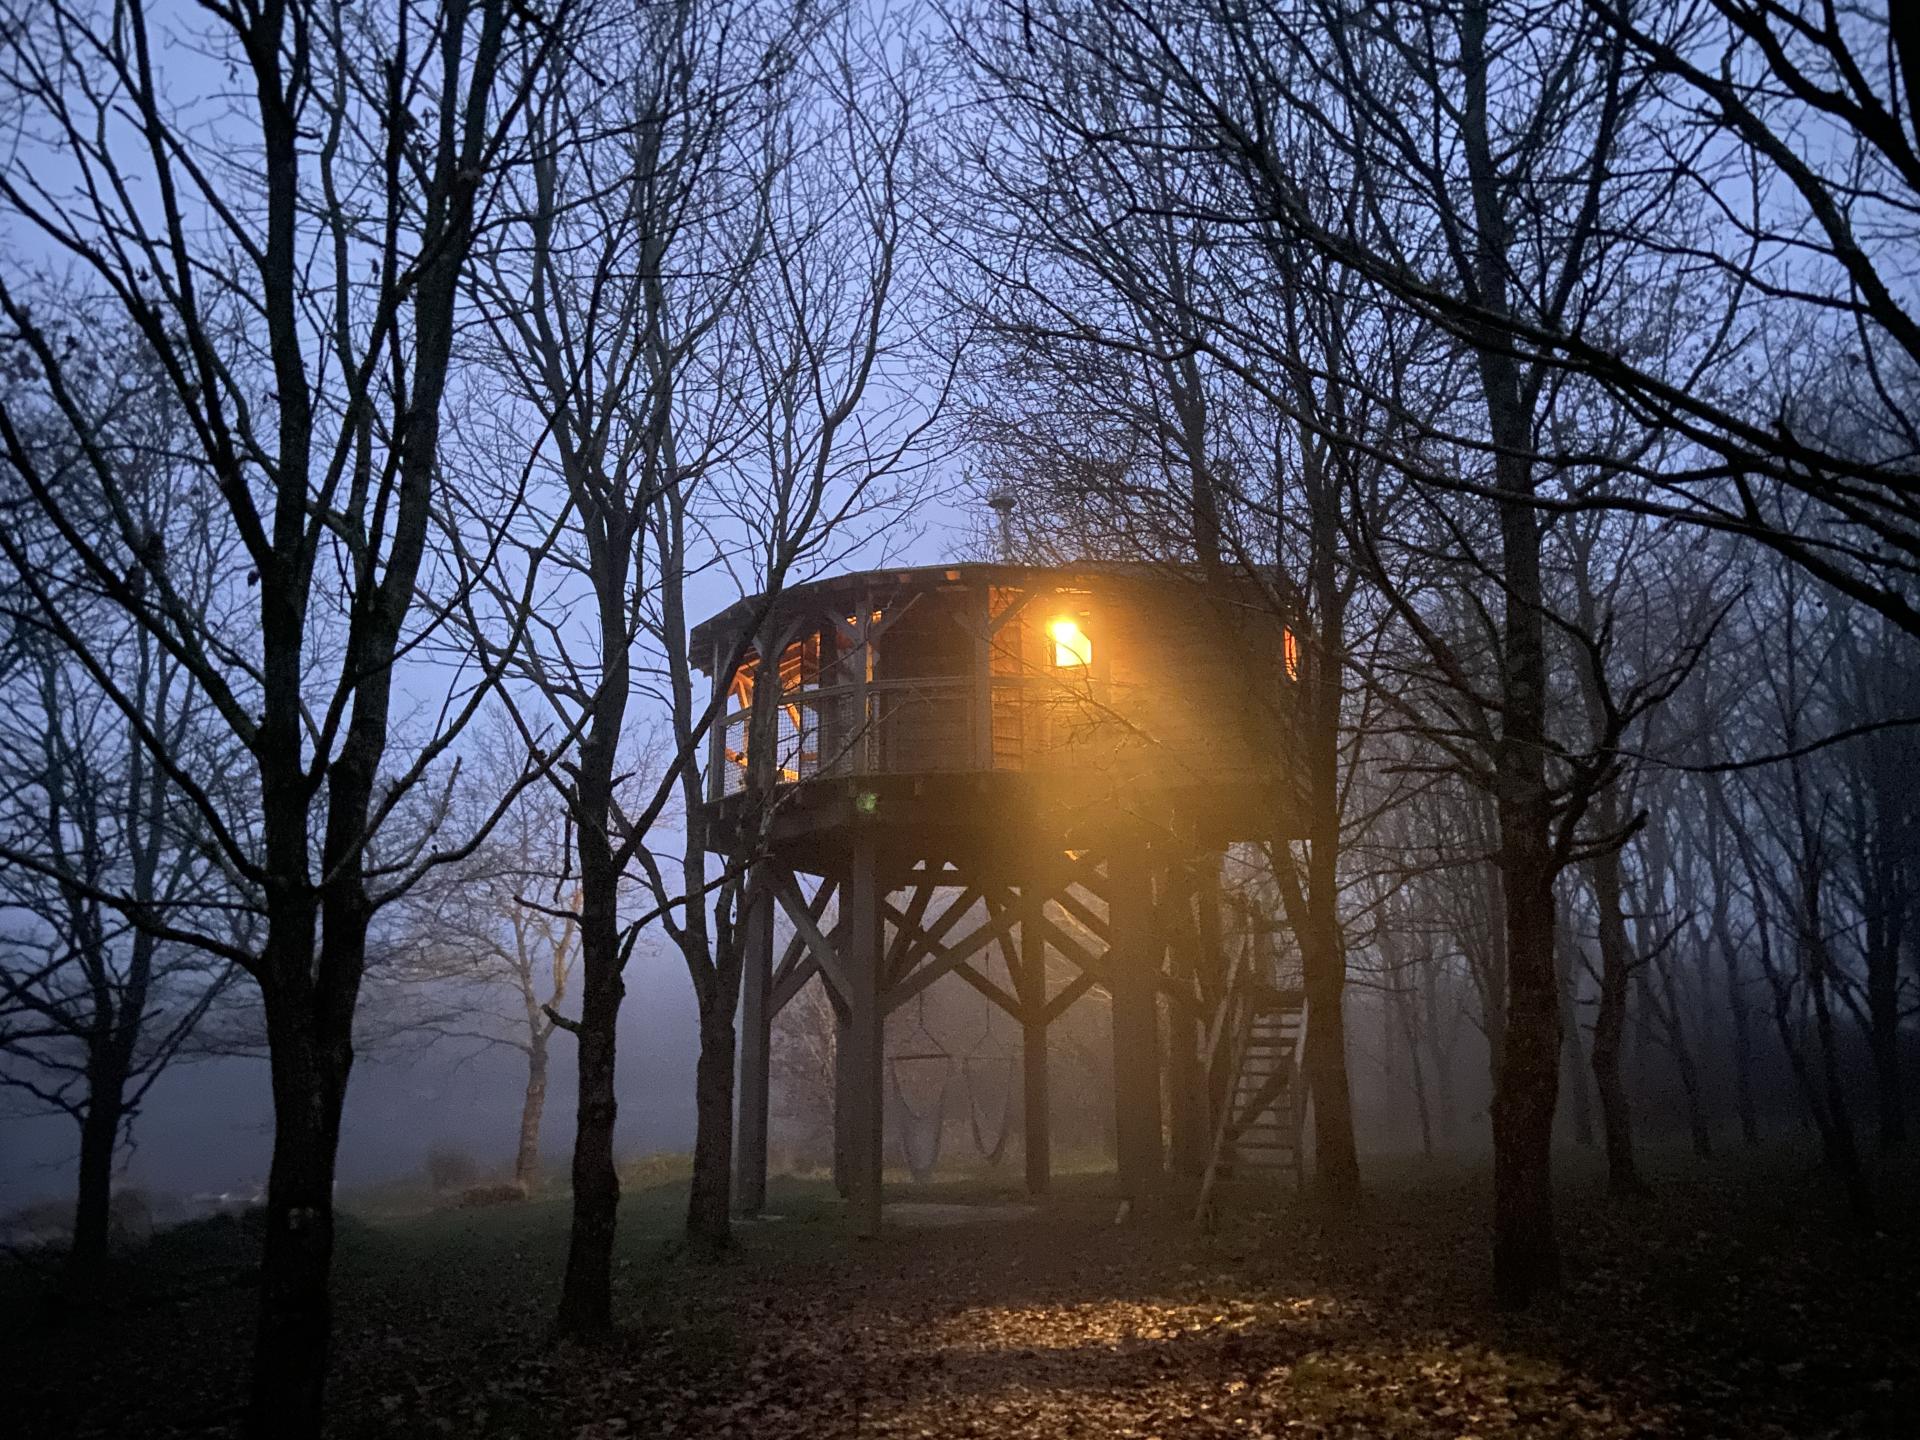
[1195,980,1308,1224]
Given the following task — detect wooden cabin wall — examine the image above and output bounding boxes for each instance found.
[1003,581,1291,788]
[718,574,1293,793]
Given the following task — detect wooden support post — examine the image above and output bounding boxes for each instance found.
[1194,854,1231,1136]
[1020,886,1051,1197]
[1107,842,1164,1201]
[1162,861,1207,1177]
[734,866,774,1215]
[843,836,886,1236]
[832,1004,852,1199]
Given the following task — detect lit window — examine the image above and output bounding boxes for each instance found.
[1283,627,1300,681]
[1049,615,1092,668]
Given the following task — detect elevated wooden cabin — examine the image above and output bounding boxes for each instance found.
[693,562,1306,874]
[699,563,1316,1232]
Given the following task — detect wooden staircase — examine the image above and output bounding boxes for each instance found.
[1195,979,1307,1224]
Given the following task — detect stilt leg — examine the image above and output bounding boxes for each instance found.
[1021,887,1051,1197]
[734,866,774,1215]
[1164,864,1206,1177]
[1108,840,1164,1201]
[844,836,885,1236]
[832,1000,852,1199]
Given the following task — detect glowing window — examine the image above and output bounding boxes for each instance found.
[1049,615,1092,668]
[1283,627,1300,680]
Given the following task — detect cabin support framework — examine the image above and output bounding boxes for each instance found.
[731,831,1273,1232]
[697,561,1309,1231]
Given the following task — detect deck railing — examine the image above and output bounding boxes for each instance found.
[714,672,1104,800]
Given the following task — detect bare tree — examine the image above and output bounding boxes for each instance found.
[641,18,938,1250]
[0,335,243,1273]
[0,3,559,1430]
[469,0,786,1328]
[385,733,579,1189]
[473,0,931,1313]
[0,639,239,1271]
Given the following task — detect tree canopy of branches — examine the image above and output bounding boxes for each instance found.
[0,1,562,1431]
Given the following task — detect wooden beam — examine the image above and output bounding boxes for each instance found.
[982,890,1024,995]
[1226,1065,1297,1147]
[971,585,994,770]
[987,588,1034,638]
[773,869,853,1004]
[843,835,885,1237]
[769,954,821,1016]
[1038,914,1110,978]
[884,901,1019,1012]
[1042,970,1097,1024]
[769,877,837,1006]
[1060,851,1109,902]
[1020,886,1050,1197]
[952,960,1023,1019]
[1053,882,1111,946]
[882,882,936,987]
[883,885,982,988]
[1108,839,1164,1199]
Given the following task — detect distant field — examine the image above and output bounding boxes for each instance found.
[5,1146,1916,1438]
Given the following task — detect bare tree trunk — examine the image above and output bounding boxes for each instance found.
[1806,928,1873,1221]
[1711,886,1762,1146]
[249,978,349,1440]
[1554,928,1596,1149]
[1585,846,1644,1194]
[67,1045,128,1273]
[1491,844,1562,1307]
[833,1007,854,1199]
[1477,240,1564,1311]
[558,823,624,1335]
[1393,978,1436,1158]
[1420,959,1459,1146]
[515,1037,549,1189]
[1655,958,1714,1158]
[687,1001,740,1251]
[1865,925,1907,1150]
[1299,906,1359,1198]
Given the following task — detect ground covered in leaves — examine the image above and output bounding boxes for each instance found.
[5,1147,1916,1438]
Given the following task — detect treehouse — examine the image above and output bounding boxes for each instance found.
[693,562,1307,872]
[693,562,1313,1235]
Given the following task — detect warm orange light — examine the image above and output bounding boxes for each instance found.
[1049,615,1092,668]
[1283,627,1300,681]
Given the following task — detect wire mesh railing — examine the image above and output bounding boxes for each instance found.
[715,673,1107,799]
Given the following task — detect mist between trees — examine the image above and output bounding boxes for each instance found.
[0,1,1915,1437]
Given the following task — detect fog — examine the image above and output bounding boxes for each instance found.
[0,945,700,1212]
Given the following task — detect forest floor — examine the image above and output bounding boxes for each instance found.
[4,1145,1917,1439]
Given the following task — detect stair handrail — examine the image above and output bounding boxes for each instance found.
[1193,943,1255,1226]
